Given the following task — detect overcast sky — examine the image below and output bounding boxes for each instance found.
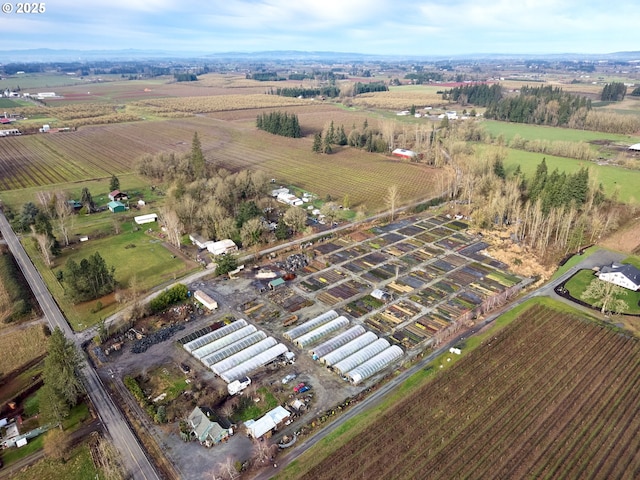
[3,0,638,56]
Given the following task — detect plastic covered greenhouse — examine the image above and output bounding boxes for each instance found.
[219,343,289,383]
[210,337,278,375]
[200,332,267,367]
[320,332,378,366]
[284,310,338,341]
[192,325,257,359]
[347,346,403,385]
[183,319,248,352]
[332,338,391,375]
[310,325,366,359]
[293,316,349,349]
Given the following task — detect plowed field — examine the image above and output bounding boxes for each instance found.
[298,305,640,480]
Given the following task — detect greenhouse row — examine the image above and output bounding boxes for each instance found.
[346,346,404,385]
[310,325,366,359]
[320,331,379,366]
[183,319,248,352]
[293,316,350,349]
[183,319,291,383]
[211,337,278,375]
[219,344,289,383]
[200,332,267,367]
[192,325,257,359]
[284,309,339,341]
[333,338,392,376]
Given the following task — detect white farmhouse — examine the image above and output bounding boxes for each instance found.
[598,263,640,291]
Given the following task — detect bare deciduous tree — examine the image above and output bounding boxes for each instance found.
[159,207,183,249]
[283,206,308,235]
[31,225,54,266]
[384,185,400,221]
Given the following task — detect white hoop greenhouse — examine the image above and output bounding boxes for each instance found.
[211,337,278,375]
[183,319,248,352]
[219,343,289,383]
[284,310,338,341]
[347,346,403,385]
[200,332,267,367]
[293,316,349,349]
[192,325,257,359]
[333,338,391,375]
[310,325,366,358]
[320,332,378,366]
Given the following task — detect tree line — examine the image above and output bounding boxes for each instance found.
[444,84,503,107]
[256,111,301,138]
[600,82,627,102]
[354,81,388,94]
[270,86,340,98]
[61,252,116,304]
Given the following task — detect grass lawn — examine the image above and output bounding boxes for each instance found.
[564,269,640,314]
[6,444,102,480]
[25,224,198,330]
[501,147,640,203]
[233,387,280,422]
[481,120,640,145]
[277,297,581,480]
[551,245,600,280]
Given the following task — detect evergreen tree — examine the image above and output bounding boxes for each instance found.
[493,158,506,179]
[190,132,205,178]
[312,132,322,153]
[337,125,348,145]
[528,158,548,201]
[274,220,289,240]
[327,121,336,144]
[81,187,95,213]
[109,175,120,192]
[323,133,333,154]
[64,252,116,303]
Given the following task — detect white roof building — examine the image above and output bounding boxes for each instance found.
[193,290,218,311]
[599,263,640,291]
[244,406,291,439]
[628,143,640,152]
[134,213,157,225]
[207,239,238,256]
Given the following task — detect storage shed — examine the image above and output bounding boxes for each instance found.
[219,344,289,383]
[347,345,403,385]
[320,332,378,366]
[293,316,349,349]
[194,290,218,311]
[245,406,291,439]
[207,239,238,256]
[332,338,391,375]
[183,320,248,353]
[134,213,157,225]
[310,325,366,359]
[628,143,640,151]
[392,148,417,160]
[107,201,126,213]
[200,332,267,367]
[284,310,339,341]
[191,325,257,360]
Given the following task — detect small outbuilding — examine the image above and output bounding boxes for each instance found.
[108,190,128,202]
[628,143,640,152]
[244,406,291,439]
[391,148,418,160]
[189,233,212,250]
[194,290,218,311]
[268,277,285,290]
[107,201,126,213]
[134,213,158,225]
[207,239,238,256]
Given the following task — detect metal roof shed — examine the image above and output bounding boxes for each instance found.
[219,344,289,383]
[210,337,278,375]
[183,319,248,352]
[192,325,257,359]
[333,338,391,375]
[310,325,366,358]
[347,346,403,385]
[284,310,338,341]
[294,316,349,349]
[320,332,378,366]
[200,332,267,367]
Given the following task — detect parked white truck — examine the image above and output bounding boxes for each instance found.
[227,376,251,395]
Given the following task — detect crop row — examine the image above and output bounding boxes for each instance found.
[299,306,640,480]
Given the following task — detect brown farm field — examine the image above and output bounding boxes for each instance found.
[292,305,640,480]
[0,105,444,210]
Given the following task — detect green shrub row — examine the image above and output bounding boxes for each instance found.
[0,251,34,322]
[149,284,188,313]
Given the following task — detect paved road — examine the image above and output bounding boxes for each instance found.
[0,211,160,480]
[252,248,623,480]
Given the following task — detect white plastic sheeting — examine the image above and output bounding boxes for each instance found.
[219,344,289,383]
[332,338,391,375]
[310,325,366,358]
[284,310,338,341]
[320,332,378,366]
[183,319,248,352]
[347,346,403,385]
[294,316,349,349]
[200,332,267,367]
[192,325,257,359]
[211,337,278,375]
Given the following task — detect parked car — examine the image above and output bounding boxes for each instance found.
[294,382,306,393]
[282,373,297,384]
[298,385,311,394]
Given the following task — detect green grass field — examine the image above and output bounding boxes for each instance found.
[0,98,28,108]
[5,444,102,480]
[502,148,640,203]
[482,120,640,145]
[24,223,198,330]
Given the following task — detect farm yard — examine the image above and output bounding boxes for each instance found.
[290,304,640,480]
